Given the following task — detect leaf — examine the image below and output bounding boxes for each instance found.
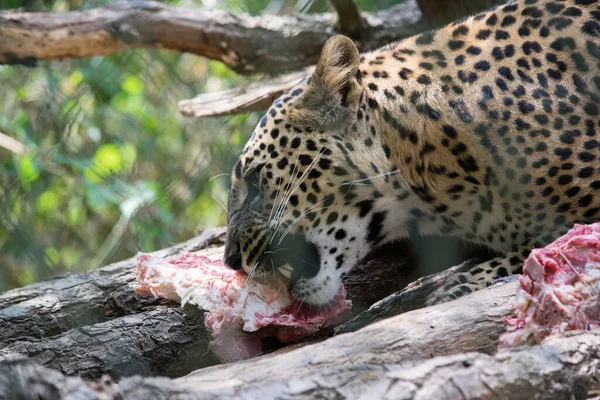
[35,190,59,214]
[44,247,60,267]
[18,155,40,186]
[121,75,144,95]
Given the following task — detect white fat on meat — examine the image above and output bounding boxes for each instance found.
[134,248,351,361]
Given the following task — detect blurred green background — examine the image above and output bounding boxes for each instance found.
[0,0,405,291]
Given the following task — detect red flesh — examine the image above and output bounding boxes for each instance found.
[135,251,351,361]
[500,224,600,347]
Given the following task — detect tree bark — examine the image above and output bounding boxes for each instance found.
[0,0,508,75]
[178,68,314,118]
[0,227,226,347]
[2,301,599,399]
[0,306,221,380]
[0,0,425,74]
[0,222,501,381]
[1,227,597,398]
[117,331,600,400]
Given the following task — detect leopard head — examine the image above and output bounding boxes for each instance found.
[224,36,409,305]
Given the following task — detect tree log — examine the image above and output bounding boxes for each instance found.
[116,331,600,400]
[0,306,221,380]
[0,223,498,381]
[1,297,599,399]
[0,227,226,347]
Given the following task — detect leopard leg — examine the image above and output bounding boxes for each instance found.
[424,224,575,306]
[425,245,531,306]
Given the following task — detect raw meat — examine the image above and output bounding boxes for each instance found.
[500,223,600,347]
[134,250,351,362]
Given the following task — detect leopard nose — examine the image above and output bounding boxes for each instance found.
[224,243,243,271]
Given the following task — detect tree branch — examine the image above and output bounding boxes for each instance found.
[178,68,313,118]
[329,0,364,39]
[0,0,425,75]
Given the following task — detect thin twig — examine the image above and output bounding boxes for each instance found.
[0,132,26,155]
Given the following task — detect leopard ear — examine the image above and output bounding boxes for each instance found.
[313,35,360,93]
[292,35,362,130]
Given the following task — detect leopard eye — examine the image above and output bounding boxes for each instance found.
[244,166,262,203]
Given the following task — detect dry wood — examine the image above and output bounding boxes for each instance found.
[0,0,424,75]
[0,0,509,76]
[117,331,599,400]
[178,68,313,118]
[0,223,497,381]
[2,292,599,399]
[0,306,220,380]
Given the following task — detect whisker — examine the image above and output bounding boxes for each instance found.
[271,149,325,243]
[289,255,319,269]
[341,169,401,185]
[267,175,283,227]
[208,173,230,182]
[277,203,328,246]
[269,153,300,233]
[212,195,227,212]
[240,261,260,303]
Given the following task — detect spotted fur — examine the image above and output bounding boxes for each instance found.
[225,0,600,306]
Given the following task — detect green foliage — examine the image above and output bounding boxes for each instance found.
[0,0,404,292]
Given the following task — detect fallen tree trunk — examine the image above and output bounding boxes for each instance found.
[117,331,600,400]
[0,306,220,380]
[1,226,597,397]
[1,300,599,399]
[0,227,226,347]
[0,227,422,379]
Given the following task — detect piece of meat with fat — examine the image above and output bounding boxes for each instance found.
[134,250,351,362]
[500,223,600,347]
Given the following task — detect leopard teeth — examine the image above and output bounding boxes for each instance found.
[277,266,293,279]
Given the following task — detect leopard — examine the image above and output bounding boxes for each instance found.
[224,0,600,307]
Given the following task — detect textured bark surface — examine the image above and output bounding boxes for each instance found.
[120,331,599,400]
[0,225,494,381]
[0,306,221,380]
[0,0,508,76]
[0,228,227,379]
[178,68,314,118]
[0,0,425,74]
[1,306,599,399]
